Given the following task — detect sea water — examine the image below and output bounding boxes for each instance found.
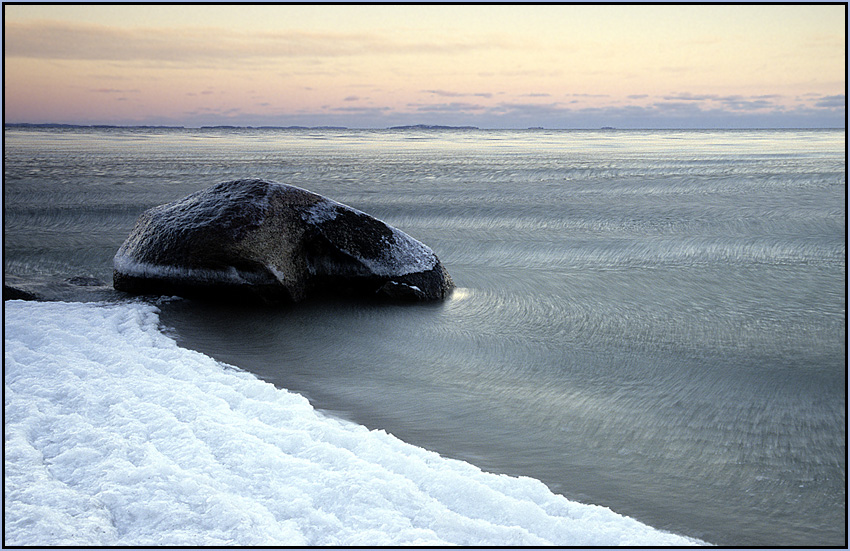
[3,126,846,546]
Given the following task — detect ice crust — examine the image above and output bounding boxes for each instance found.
[303,198,438,277]
[113,252,274,286]
[4,300,703,546]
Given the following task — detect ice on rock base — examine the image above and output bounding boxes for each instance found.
[4,300,704,546]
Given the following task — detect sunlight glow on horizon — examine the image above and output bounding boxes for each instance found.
[3,4,846,128]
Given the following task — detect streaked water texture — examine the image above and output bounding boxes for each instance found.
[4,127,845,546]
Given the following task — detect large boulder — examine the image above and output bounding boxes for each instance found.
[113,179,454,303]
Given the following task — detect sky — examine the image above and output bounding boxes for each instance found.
[3,4,846,128]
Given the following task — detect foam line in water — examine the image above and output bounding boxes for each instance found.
[4,300,705,546]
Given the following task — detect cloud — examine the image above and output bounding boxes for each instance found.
[814,94,845,108]
[477,69,563,78]
[90,88,140,94]
[4,20,502,64]
[183,106,246,121]
[328,105,391,114]
[651,101,702,112]
[663,93,719,101]
[413,102,487,113]
[343,96,360,102]
[422,90,493,99]
[719,98,775,111]
[576,99,844,128]
[657,93,781,112]
[319,93,847,128]
[39,94,845,129]
[488,102,571,118]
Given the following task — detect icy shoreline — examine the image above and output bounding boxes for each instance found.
[4,300,704,546]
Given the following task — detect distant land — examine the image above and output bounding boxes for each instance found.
[3,123,349,130]
[2,123,630,132]
[6,123,493,131]
[199,125,349,130]
[4,123,187,129]
[5,123,840,131]
[387,124,479,130]
[5,123,480,131]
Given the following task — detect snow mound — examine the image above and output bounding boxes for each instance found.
[4,300,703,546]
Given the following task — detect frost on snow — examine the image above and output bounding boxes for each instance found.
[4,300,703,546]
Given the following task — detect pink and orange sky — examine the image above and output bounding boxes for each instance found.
[3,4,846,128]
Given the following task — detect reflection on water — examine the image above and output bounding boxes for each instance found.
[4,127,846,546]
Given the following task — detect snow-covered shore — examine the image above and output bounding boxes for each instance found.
[5,300,703,546]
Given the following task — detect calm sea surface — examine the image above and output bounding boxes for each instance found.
[3,127,846,546]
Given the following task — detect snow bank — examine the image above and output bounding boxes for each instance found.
[4,300,703,546]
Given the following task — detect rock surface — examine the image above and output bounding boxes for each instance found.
[3,284,41,301]
[113,179,454,303]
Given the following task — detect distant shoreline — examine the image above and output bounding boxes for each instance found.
[4,123,844,131]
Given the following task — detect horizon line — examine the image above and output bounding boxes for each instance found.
[5,122,846,131]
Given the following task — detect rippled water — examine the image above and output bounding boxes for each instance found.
[4,127,846,546]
